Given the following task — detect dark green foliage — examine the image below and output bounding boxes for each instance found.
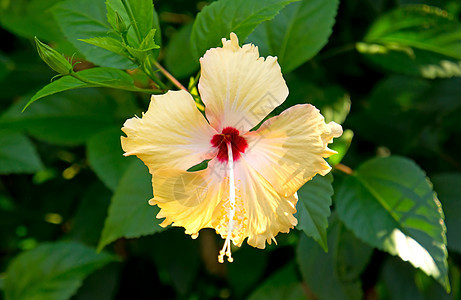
[1,0,460,299]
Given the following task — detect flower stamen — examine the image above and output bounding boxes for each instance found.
[218,141,236,263]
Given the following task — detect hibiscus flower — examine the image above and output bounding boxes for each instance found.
[121,33,342,263]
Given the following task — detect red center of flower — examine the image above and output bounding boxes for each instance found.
[211,127,248,162]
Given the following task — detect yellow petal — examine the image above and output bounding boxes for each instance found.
[233,159,298,248]
[150,156,298,249]
[149,160,226,236]
[121,90,217,173]
[198,32,288,133]
[243,104,342,198]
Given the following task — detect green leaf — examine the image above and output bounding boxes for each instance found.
[98,159,163,251]
[0,89,135,145]
[79,37,127,57]
[73,263,120,300]
[295,173,333,252]
[165,24,199,79]
[139,29,159,50]
[0,0,66,42]
[190,0,298,59]
[248,0,339,72]
[431,173,461,254]
[4,241,117,300]
[364,5,461,59]
[329,129,353,166]
[25,67,139,108]
[357,43,461,79]
[69,183,112,246]
[52,0,133,68]
[282,81,351,125]
[0,52,14,82]
[335,225,374,284]
[124,29,160,63]
[359,5,461,78]
[125,0,154,41]
[377,256,452,300]
[228,245,268,297]
[147,229,201,295]
[335,156,449,291]
[378,257,426,300]
[248,263,305,300]
[87,127,134,191]
[297,215,370,300]
[106,0,160,49]
[349,75,432,153]
[107,0,154,42]
[0,130,44,174]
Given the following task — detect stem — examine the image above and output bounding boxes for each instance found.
[71,72,163,94]
[142,57,168,90]
[333,163,354,175]
[153,60,188,91]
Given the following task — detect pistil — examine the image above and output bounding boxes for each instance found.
[218,141,236,263]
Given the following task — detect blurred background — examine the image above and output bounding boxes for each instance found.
[1,0,461,299]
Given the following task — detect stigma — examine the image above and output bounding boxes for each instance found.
[210,127,248,162]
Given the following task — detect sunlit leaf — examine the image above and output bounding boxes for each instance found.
[336,156,449,291]
[248,0,339,72]
[190,0,298,59]
[4,241,117,300]
[98,160,163,251]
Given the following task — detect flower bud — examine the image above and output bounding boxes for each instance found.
[114,11,128,34]
[34,37,73,75]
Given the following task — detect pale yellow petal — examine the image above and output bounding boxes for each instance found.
[198,32,288,133]
[121,90,217,173]
[234,159,298,249]
[149,160,225,236]
[243,104,342,198]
